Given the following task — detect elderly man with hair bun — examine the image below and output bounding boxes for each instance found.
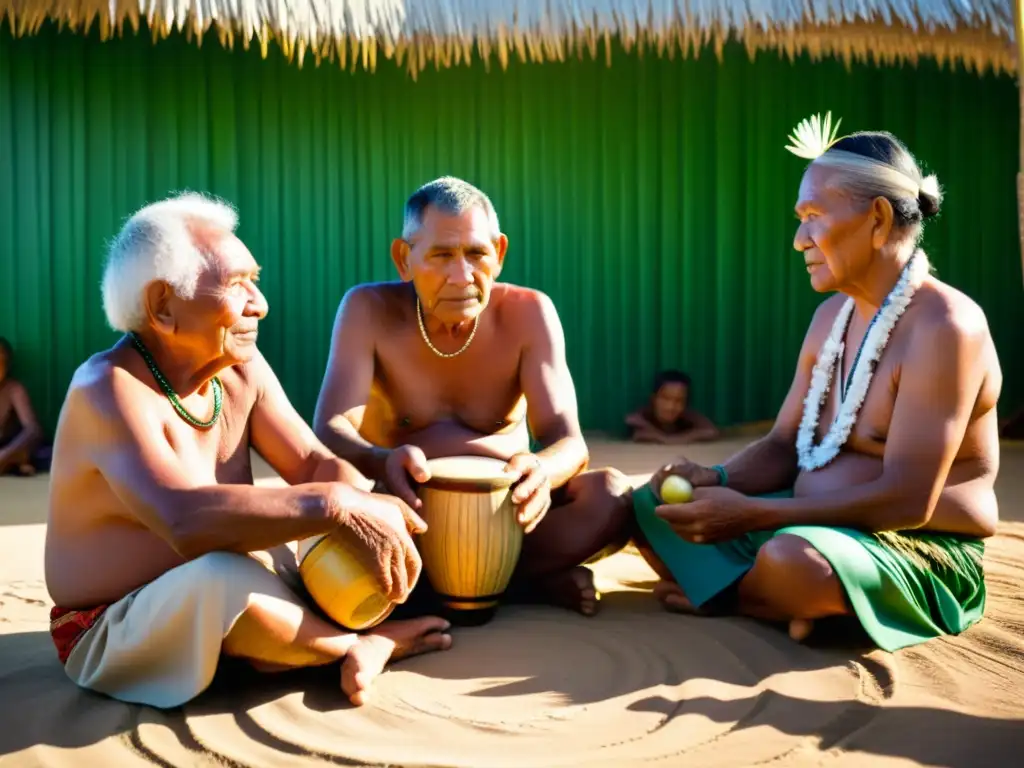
[633,116,1003,651]
[44,193,452,710]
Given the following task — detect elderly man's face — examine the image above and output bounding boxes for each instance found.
[160,229,268,364]
[793,164,878,294]
[394,205,507,325]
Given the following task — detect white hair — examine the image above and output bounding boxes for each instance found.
[401,176,501,241]
[100,192,239,333]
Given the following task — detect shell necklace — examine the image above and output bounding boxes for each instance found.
[416,297,478,358]
[796,252,930,471]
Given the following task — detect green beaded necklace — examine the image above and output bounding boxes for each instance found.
[128,332,223,429]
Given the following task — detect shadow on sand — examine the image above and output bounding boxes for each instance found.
[2,588,1022,766]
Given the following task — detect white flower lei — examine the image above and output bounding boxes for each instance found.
[796,252,931,471]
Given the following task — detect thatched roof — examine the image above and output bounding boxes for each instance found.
[0,1,1017,78]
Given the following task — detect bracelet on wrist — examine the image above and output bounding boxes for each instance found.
[710,464,728,487]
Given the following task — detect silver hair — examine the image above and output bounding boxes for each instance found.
[811,135,942,247]
[100,192,239,333]
[401,176,501,241]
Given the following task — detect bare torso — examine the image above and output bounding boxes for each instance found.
[44,342,261,609]
[314,279,619,615]
[357,283,536,462]
[792,282,1001,532]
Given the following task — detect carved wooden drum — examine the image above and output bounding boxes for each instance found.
[417,455,524,625]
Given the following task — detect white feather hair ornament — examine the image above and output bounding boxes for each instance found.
[785,112,843,159]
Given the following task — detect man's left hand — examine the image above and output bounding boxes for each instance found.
[504,453,552,533]
[654,486,761,544]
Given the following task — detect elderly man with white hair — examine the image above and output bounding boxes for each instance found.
[43,192,451,710]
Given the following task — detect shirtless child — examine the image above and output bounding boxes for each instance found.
[625,369,720,445]
[313,177,633,617]
[44,193,451,709]
[633,118,1001,651]
[0,337,48,476]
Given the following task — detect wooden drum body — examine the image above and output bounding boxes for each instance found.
[417,456,524,626]
[297,527,395,631]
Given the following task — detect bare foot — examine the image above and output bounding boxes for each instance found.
[539,566,601,616]
[788,618,814,642]
[653,580,704,615]
[16,463,36,477]
[504,566,600,616]
[341,616,452,706]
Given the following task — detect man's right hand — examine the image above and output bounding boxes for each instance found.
[382,445,432,510]
[330,484,427,603]
[649,458,721,501]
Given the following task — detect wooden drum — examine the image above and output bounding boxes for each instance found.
[297,526,396,631]
[417,456,524,626]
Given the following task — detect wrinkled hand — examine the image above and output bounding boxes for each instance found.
[383,444,432,510]
[504,453,551,533]
[649,456,720,500]
[333,485,426,603]
[655,486,759,544]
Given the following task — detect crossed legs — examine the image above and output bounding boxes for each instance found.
[504,469,850,632]
[636,530,850,640]
[226,547,451,704]
[506,467,635,616]
[222,595,451,704]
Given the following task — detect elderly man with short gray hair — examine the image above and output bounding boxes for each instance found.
[313,176,634,617]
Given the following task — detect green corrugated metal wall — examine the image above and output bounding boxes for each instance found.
[1,24,1021,437]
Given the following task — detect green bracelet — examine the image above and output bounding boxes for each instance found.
[711,464,728,487]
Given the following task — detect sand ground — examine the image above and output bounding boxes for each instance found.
[1,437,1023,767]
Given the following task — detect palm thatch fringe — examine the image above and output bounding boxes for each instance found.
[0,1,1016,77]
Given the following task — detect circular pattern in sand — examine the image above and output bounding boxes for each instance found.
[175,596,883,768]
[11,541,1024,768]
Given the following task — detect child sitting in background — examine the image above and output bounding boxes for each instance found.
[0,337,50,476]
[625,369,719,445]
